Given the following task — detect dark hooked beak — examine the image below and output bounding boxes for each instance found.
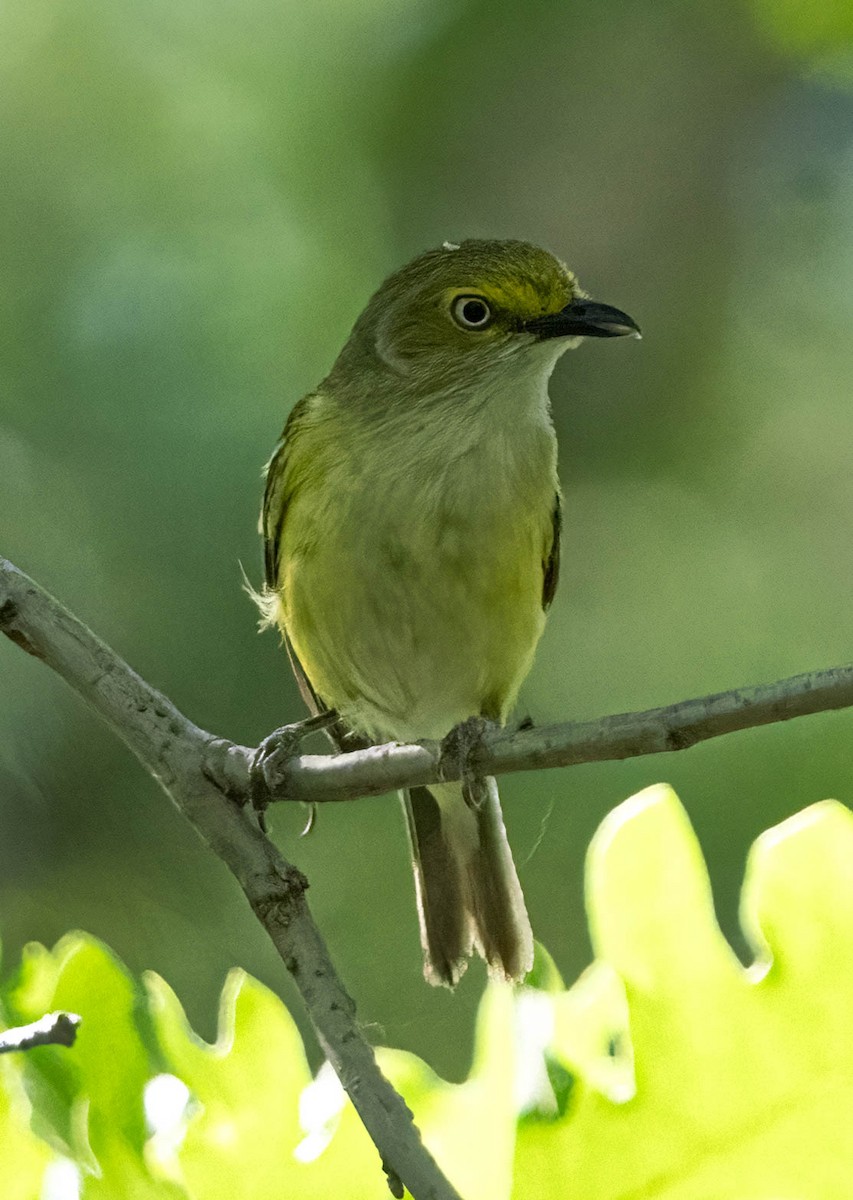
[524,298,641,340]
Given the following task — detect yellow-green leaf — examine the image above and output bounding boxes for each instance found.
[515,784,853,1198]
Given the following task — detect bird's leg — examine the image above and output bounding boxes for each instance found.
[249,711,339,832]
[439,714,497,810]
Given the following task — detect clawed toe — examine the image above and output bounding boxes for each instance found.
[439,715,497,808]
[249,711,338,830]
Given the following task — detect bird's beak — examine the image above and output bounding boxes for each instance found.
[524,298,641,340]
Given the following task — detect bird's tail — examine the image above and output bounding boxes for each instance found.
[402,779,533,988]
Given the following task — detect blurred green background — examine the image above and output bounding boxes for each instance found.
[2,0,853,1080]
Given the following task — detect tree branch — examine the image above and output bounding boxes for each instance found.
[0,558,460,1200]
[0,1011,81,1054]
[4,555,853,1196]
[251,664,853,805]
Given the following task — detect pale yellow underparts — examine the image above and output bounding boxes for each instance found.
[273,342,564,745]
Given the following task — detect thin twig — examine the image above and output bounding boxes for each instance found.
[0,557,460,1200]
[0,1011,81,1054]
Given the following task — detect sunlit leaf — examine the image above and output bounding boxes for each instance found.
[5,932,185,1198]
[378,984,517,1200]
[3,787,853,1198]
[148,966,517,1200]
[515,784,853,1198]
[147,968,315,1198]
[0,1057,53,1200]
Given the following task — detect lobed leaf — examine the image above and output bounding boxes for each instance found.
[2,786,853,1198]
[515,784,853,1198]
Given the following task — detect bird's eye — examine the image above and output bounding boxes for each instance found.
[451,295,492,330]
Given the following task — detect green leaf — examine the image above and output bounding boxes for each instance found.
[5,932,186,1198]
[5,786,853,1199]
[147,968,315,1198]
[2,939,77,1159]
[515,784,853,1198]
[148,967,518,1200]
[0,1058,53,1199]
[282,981,518,1200]
[378,984,518,1200]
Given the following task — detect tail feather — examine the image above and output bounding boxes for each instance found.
[402,779,533,988]
[467,777,533,981]
[403,786,472,987]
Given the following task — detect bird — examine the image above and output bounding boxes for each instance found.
[257,238,639,987]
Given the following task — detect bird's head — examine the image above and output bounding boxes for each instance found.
[332,238,640,397]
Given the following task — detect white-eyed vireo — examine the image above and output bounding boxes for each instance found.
[258,239,639,987]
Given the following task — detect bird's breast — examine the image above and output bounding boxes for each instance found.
[282,401,559,741]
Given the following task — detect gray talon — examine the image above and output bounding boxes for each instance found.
[250,711,338,829]
[439,715,496,809]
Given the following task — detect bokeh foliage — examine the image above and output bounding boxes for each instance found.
[2,0,853,1082]
[4,787,853,1197]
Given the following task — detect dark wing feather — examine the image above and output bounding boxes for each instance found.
[542,492,562,610]
[261,399,306,590]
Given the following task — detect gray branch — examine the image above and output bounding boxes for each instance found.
[4,555,853,1197]
[0,557,460,1200]
[251,664,853,805]
[0,1011,81,1054]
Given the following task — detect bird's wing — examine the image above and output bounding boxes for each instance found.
[261,402,322,714]
[542,491,562,610]
[260,397,309,592]
[260,396,366,751]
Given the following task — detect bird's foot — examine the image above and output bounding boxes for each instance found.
[439,715,497,810]
[250,711,339,833]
